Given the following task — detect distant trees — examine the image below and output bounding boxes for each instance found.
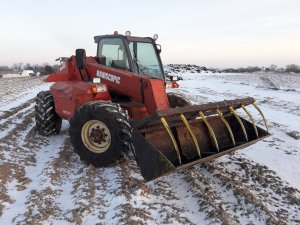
[234,64,300,73]
[0,66,11,71]
[269,64,277,72]
[24,63,33,70]
[3,62,300,75]
[2,63,59,75]
[44,65,54,74]
[12,63,23,72]
[236,66,261,73]
[286,64,300,73]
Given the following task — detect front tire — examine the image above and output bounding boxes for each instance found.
[167,93,192,108]
[69,101,132,167]
[35,91,62,135]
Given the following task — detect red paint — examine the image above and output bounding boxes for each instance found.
[141,78,169,114]
[47,55,171,121]
[50,81,111,120]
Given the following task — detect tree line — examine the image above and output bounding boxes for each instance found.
[1,63,300,75]
[0,63,59,75]
[222,64,300,73]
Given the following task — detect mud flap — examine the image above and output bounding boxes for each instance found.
[133,130,175,181]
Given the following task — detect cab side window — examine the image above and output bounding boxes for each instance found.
[97,38,130,71]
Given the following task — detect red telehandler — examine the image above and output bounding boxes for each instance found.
[35,31,269,181]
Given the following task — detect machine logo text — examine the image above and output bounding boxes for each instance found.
[96,71,120,84]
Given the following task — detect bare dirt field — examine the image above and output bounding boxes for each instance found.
[0,73,299,225]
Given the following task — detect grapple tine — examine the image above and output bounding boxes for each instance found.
[199,111,220,152]
[241,105,259,138]
[252,103,269,132]
[180,114,201,158]
[216,109,236,146]
[229,106,248,142]
[160,117,182,165]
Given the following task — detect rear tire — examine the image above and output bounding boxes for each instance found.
[35,91,62,135]
[69,101,132,167]
[167,93,192,108]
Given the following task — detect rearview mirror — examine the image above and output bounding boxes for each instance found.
[75,49,86,70]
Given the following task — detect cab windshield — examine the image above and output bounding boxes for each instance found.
[128,41,163,79]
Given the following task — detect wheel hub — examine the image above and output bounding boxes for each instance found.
[89,126,107,144]
[81,120,111,153]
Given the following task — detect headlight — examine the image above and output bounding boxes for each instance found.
[92,77,101,83]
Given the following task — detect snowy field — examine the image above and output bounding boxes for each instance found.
[0,73,299,224]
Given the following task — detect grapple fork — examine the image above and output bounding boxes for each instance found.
[132,97,270,181]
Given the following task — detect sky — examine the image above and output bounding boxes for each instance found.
[0,0,299,68]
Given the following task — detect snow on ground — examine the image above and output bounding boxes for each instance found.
[1,73,30,78]
[0,73,299,225]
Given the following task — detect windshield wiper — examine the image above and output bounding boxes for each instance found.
[133,58,147,75]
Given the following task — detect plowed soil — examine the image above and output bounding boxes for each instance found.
[0,73,299,225]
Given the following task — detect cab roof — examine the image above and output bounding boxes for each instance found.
[94,34,154,43]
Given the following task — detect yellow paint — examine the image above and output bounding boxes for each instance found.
[161,117,182,165]
[199,111,219,152]
[216,109,236,146]
[241,105,259,138]
[180,114,201,158]
[229,107,248,142]
[252,103,269,132]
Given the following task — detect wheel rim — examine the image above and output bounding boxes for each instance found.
[81,120,111,153]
